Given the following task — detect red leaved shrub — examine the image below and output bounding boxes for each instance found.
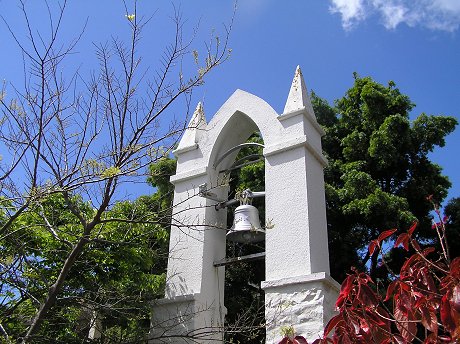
[279,202,460,343]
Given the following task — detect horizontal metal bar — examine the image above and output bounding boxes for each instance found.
[248,191,266,198]
[215,191,266,210]
[213,252,265,267]
[215,198,239,210]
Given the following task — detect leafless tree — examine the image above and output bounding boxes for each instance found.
[0,0,232,342]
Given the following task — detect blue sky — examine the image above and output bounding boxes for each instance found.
[1,0,459,204]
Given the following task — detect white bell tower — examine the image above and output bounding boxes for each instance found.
[150,66,339,343]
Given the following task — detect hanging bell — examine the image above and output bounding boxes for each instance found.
[227,204,265,243]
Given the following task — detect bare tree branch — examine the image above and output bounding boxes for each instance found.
[0,1,233,342]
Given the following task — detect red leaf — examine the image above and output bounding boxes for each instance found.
[359,317,370,335]
[348,313,361,334]
[358,283,379,308]
[376,307,392,331]
[368,239,379,255]
[423,333,438,344]
[438,335,453,342]
[401,254,421,275]
[399,282,411,292]
[378,228,397,243]
[336,275,354,309]
[421,269,437,293]
[440,294,456,333]
[391,334,406,344]
[450,257,460,278]
[278,338,290,344]
[358,272,373,284]
[408,221,418,236]
[394,233,409,251]
[335,294,346,310]
[293,336,308,344]
[366,308,389,327]
[385,281,399,301]
[420,307,438,334]
[340,275,354,295]
[452,285,460,313]
[313,338,332,344]
[323,314,343,337]
[338,332,353,344]
[394,306,417,342]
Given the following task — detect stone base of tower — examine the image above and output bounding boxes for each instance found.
[149,294,226,343]
[262,272,340,344]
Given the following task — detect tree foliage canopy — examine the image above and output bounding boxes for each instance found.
[1,191,170,343]
[312,74,457,280]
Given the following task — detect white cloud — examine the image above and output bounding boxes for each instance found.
[329,0,460,32]
[433,0,460,13]
[427,0,460,31]
[329,0,366,30]
[372,1,407,29]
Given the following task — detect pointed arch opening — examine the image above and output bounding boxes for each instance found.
[222,131,266,343]
[208,117,267,342]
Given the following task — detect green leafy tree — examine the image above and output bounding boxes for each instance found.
[312,74,457,281]
[146,157,177,217]
[0,192,170,343]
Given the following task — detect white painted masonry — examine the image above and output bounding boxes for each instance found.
[150,66,339,343]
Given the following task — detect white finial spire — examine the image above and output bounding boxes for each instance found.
[175,102,206,154]
[283,65,315,116]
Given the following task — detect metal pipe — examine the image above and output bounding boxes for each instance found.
[215,190,266,210]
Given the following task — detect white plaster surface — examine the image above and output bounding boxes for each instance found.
[174,102,206,155]
[150,294,226,343]
[283,66,316,120]
[263,274,340,344]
